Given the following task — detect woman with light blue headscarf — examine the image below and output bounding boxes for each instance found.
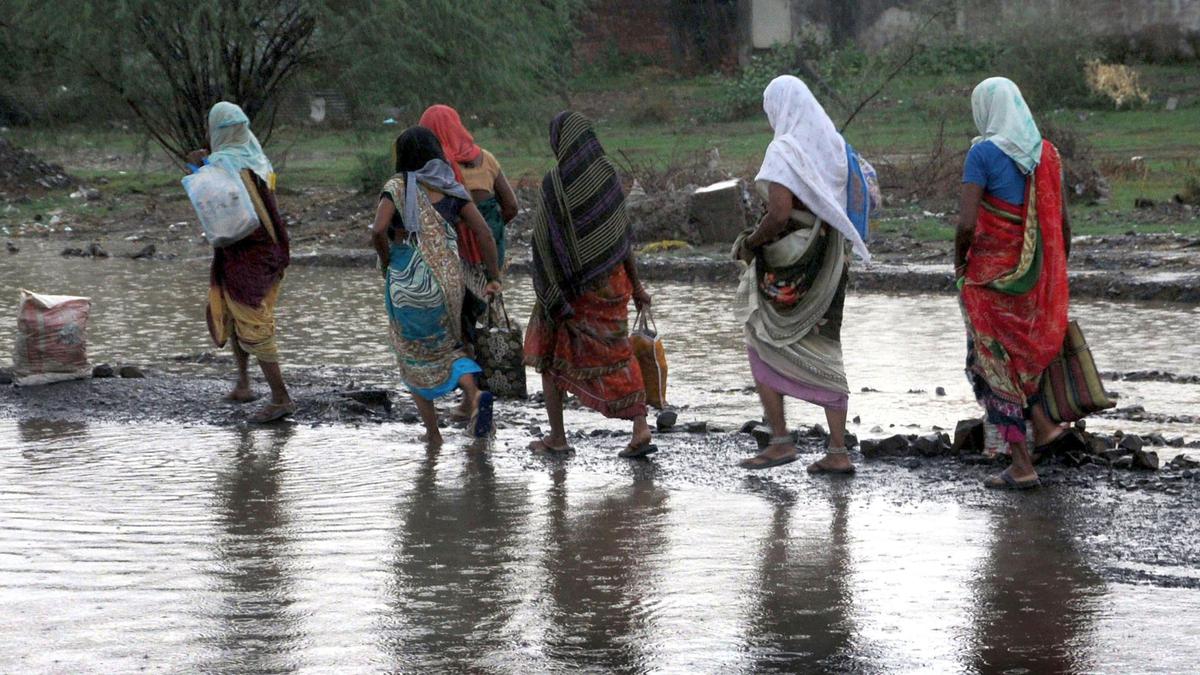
[956,77,1073,490]
[189,101,293,423]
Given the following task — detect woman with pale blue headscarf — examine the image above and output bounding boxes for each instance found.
[956,77,1072,490]
[189,101,294,423]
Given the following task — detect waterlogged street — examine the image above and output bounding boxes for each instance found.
[2,248,1200,672]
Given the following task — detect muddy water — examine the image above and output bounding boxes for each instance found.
[2,243,1198,441]
[4,246,1200,671]
[2,422,1198,672]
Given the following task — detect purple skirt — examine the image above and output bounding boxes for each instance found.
[747,346,849,410]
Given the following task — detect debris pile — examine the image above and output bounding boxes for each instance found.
[0,138,75,195]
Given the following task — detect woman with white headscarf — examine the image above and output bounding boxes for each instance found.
[733,75,872,473]
[188,101,293,423]
[956,77,1071,490]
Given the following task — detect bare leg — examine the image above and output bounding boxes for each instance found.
[413,392,442,446]
[743,379,796,463]
[458,372,481,415]
[258,360,292,406]
[1007,440,1037,481]
[226,340,254,401]
[1029,405,1064,447]
[810,406,854,472]
[534,372,569,450]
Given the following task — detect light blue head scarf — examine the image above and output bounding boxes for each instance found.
[971,77,1043,175]
[206,101,273,181]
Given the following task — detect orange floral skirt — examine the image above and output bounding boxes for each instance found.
[524,266,647,419]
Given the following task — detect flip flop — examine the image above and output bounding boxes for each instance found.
[250,402,296,424]
[806,457,856,475]
[739,453,798,470]
[471,392,495,439]
[618,440,658,459]
[529,439,572,455]
[984,470,1041,490]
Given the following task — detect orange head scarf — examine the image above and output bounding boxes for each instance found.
[418,105,481,183]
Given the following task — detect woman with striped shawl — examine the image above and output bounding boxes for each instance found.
[524,111,656,458]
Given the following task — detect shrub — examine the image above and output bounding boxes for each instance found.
[706,44,811,121]
[629,91,676,126]
[991,21,1103,109]
[353,151,393,195]
[1085,61,1150,109]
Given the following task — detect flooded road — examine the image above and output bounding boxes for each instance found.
[3,243,1198,441]
[3,245,1200,671]
[3,421,1199,672]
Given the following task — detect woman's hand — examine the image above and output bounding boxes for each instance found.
[633,285,652,310]
[186,149,208,166]
[484,279,503,298]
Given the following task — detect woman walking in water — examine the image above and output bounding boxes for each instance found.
[957,77,1071,490]
[191,102,294,423]
[524,111,656,458]
[370,127,502,445]
[733,76,872,473]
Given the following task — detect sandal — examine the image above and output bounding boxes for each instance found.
[250,401,296,424]
[807,448,856,475]
[529,438,572,455]
[618,439,658,459]
[739,435,797,470]
[983,469,1041,490]
[470,392,495,439]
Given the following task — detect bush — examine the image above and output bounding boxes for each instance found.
[1085,61,1150,108]
[353,151,393,195]
[629,91,676,126]
[991,21,1103,109]
[706,44,810,121]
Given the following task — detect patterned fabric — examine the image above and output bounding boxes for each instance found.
[473,298,527,399]
[531,111,633,320]
[961,141,1069,437]
[524,265,647,419]
[476,196,507,265]
[747,346,848,410]
[1039,321,1116,423]
[971,77,1043,175]
[382,175,481,399]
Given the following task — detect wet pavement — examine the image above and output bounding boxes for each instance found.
[3,245,1200,671]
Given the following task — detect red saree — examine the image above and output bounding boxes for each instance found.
[524,266,648,419]
[960,142,1068,439]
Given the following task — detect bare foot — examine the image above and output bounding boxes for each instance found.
[739,441,798,469]
[806,451,855,474]
[529,436,570,454]
[420,431,444,447]
[225,387,259,403]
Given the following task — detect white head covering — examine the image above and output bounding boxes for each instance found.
[755,76,869,261]
[971,77,1043,175]
[207,101,273,181]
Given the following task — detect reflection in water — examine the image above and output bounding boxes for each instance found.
[743,481,854,672]
[969,497,1103,674]
[541,470,670,671]
[385,446,528,670]
[17,418,88,445]
[206,426,302,673]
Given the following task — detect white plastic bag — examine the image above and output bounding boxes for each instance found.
[12,289,93,386]
[181,164,260,248]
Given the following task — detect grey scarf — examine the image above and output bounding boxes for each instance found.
[402,159,471,235]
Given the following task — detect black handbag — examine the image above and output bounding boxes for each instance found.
[472,295,527,399]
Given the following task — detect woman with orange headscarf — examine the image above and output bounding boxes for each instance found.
[420,105,518,331]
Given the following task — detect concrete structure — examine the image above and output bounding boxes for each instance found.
[577,0,1200,69]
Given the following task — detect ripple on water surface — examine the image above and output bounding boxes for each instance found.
[2,422,1200,672]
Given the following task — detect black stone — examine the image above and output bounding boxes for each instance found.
[1118,434,1145,452]
[118,366,145,378]
[92,364,115,378]
[1132,448,1159,471]
[952,418,984,453]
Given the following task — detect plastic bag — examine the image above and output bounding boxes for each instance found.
[630,308,669,409]
[12,289,92,386]
[182,164,260,248]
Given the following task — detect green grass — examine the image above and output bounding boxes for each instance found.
[4,64,1199,241]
